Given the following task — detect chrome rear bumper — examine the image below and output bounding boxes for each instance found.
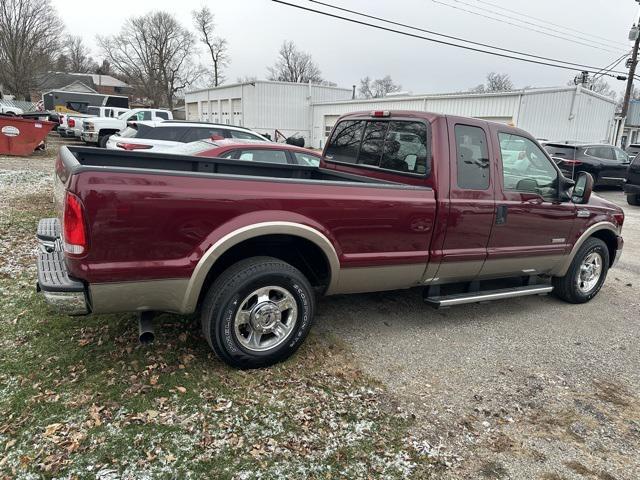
[36,218,89,315]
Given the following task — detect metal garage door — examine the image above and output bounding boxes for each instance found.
[186,102,198,121]
[324,115,340,138]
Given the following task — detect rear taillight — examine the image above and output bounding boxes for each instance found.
[63,192,87,255]
[68,118,75,127]
[561,159,582,165]
[116,142,152,151]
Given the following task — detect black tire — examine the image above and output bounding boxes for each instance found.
[627,193,640,206]
[200,256,315,369]
[552,237,609,304]
[98,134,111,148]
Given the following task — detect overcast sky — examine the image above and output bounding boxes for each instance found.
[55,0,639,95]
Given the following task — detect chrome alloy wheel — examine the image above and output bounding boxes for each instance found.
[234,286,298,352]
[576,251,603,294]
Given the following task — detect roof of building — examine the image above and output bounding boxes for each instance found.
[34,72,131,92]
[311,86,617,106]
[187,79,352,94]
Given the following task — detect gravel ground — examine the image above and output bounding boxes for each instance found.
[319,189,640,479]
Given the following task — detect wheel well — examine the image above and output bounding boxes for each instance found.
[99,129,118,136]
[196,234,332,308]
[591,229,617,267]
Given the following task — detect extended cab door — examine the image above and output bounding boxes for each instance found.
[432,118,496,283]
[482,126,576,278]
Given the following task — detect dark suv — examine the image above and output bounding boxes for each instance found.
[624,153,640,205]
[544,143,630,187]
[625,143,640,157]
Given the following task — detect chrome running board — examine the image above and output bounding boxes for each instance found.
[424,284,553,308]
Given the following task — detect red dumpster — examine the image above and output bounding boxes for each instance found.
[0,116,56,156]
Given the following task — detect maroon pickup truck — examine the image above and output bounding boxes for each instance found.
[36,111,625,368]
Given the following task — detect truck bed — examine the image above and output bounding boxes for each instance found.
[61,146,401,186]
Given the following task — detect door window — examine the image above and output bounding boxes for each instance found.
[140,127,187,142]
[613,147,629,163]
[455,125,490,190]
[155,111,170,120]
[499,133,558,197]
[236,149,289,164]
[182,127,226,143]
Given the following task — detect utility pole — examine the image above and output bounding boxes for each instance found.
[617,10,640,147]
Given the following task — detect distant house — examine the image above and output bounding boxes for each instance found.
[30,72,132,102]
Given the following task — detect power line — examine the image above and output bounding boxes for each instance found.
[474,0,630,49]
[430,0,626,54]
[272,0,627,78]
[308,0,629,75]
[591,53,631,82]
[443,0,629,51]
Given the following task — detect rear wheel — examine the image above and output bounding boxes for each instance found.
[627,193,640,206]
[552,237,609,303]
[98,134,111,148]
[200,256,315,369]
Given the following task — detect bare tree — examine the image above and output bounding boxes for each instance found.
[237,75,258,83]
[98,11,202,109]
[470,72,514,93]
[359,75,402,98]
[192,6,229,87]
[267,41,326,83]
[64,36,97,73]
[0,0,64,100]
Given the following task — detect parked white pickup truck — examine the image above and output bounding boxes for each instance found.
[66,107,130,139]
[81,108,173,147]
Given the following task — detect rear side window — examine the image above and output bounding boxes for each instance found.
[230,130,264,140]
[325,119,429,175]
[237,149,288,164]
[155,111,170,120]
[293,152,320,166]
[182,127,226,143]
[139,127,186,142]
[454,125,490,190]
[87,107,100,116]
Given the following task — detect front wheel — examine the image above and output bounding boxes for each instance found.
[552,237,609,303]
[201,256,315,369]
[627,193,640,206]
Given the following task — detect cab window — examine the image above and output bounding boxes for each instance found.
[454,125,490,190]
[499,133,558,197]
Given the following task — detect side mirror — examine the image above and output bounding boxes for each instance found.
[557,173,575,202]
[571,172,594,204]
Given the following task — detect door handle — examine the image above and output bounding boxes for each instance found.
[496,205,508,225]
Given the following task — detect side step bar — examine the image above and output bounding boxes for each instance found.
[424,284,553,308]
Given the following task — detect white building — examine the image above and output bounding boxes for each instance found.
[185,81,352,141]
[185,82,616,149]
